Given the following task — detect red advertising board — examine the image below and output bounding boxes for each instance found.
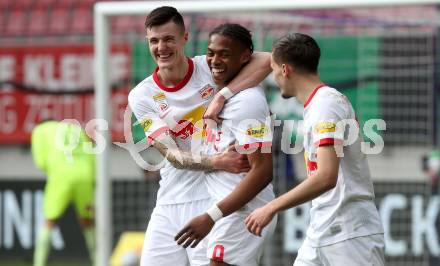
[0,44,131,143]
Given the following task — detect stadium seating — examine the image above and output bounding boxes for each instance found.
[34,0,59,8]
[11,0,35,9]
[71,7,93,34]
[56,0,77,8]
[0,0,12,10]
[0,0,103,36]
[113,16,137,32]
[0,0,235,37]
[48,7,70,34]
[5,9,27,36]
[28,9,50,35]
[0,10,6,33]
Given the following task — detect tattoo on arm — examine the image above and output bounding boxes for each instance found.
[151,132,215,171]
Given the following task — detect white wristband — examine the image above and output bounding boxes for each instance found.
[206,204,223,222]
[218,87,234,100]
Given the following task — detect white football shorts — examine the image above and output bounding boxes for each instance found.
[207,210,277,266]
[140,198,212,266]
[294,234,385,266]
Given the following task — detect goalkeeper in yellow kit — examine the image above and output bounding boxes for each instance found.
[31,120,95,266]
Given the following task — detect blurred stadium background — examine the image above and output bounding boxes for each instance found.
[1,0,440,265]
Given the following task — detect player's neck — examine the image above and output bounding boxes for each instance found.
[295,76,323,105]
[157,57,189,87]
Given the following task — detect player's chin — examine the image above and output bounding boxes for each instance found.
[157,60,173,69]
[156,56,175,68]
[212,74,226,85]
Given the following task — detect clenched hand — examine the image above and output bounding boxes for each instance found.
[203,93,226,124]
[175,213,215,248]
[214,145,250,173]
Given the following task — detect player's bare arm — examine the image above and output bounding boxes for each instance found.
[245,145,340,236]
[175,148,272,247]
[203,52,272,122]
[151,131,250,172]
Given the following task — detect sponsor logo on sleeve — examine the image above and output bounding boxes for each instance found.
[199,84,215,100]
[153,92,169,111]
[246,125,268,138]
[314,121,336,134]
[140,118,153,132]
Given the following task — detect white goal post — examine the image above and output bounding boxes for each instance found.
[93,1,440,265]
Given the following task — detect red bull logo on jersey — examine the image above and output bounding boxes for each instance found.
[153,92,169,111]
[171,120,196,140]
[199,84,215,100]
[170,106,205,140]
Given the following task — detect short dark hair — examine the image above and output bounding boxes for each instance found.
[144,6,185,32]
[272,33,320,74]
[209,23,254,53]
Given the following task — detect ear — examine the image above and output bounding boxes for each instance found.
[240,50,252,64]
[183,31,189,43]
[282,63,290,77]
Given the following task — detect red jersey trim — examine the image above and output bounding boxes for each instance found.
[238,141,273,151]
[304,84,326,108]
[147,126,170,144]
[153,58,194,92]
[314,138,343,147]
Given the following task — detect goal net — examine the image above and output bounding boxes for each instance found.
[94,1,440,266]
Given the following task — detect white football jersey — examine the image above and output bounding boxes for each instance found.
[303,85,384,247]
[129,55,217,205]
[203,87,275,211]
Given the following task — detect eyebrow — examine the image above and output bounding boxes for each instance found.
[207,47,232,53]
[148,34,175,40]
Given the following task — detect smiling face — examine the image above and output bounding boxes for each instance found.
[146,21,188,69]
[206,34,251,86]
